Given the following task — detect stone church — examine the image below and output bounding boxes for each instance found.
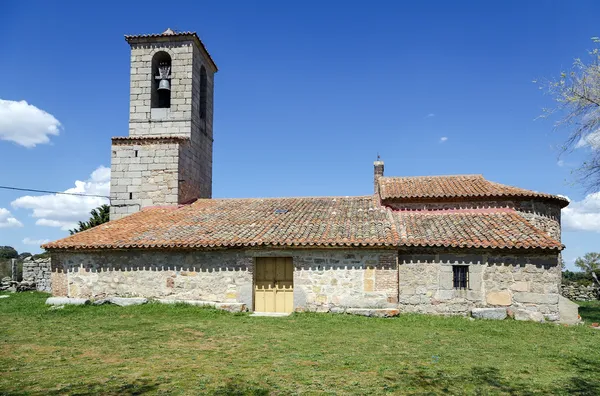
[44,29,575,322]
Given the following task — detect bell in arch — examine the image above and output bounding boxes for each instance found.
[158,79,170,91]
[155,62,171,92]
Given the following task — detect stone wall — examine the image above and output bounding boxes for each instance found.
[110,35,215,220]
[50,249,398,312]
[561,284,599,301]
[110,138,181,220]
[51,250,254,307]
[397,250,562,321]
[50,247,562,319]
[516,200,561,241]
[22,257,51,292]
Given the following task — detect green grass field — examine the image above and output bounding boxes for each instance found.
[1,292,598,395]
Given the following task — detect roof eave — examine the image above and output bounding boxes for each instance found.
[124,32,218,72]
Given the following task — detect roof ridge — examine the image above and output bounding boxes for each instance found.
[380,174,484,180]
[396,208,515,215]
[195,195,374,201]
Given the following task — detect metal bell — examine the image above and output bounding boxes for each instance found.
[158,79,171,91]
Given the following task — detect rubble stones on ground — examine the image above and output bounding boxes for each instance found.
[513,309,545,323]
[345,308,400,317]
[92,297,148,306]
[16,281,36,292]
[46,297,90,306]
[156,299,216,307]
[471,308,508,320]
[215,302,246,312]
[109,297,148,306]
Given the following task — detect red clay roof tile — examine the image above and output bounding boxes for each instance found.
[43,196,562,251]
[378,175,569,207]
[391,210,562,250]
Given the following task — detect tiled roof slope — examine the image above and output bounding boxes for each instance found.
[378,175,569,207]
[392,210,562,250]
[43,197,562,251]
[44,196,396,250]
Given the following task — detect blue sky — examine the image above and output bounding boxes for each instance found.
[0,0,599,268]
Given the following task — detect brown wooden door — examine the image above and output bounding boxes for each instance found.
[254,257,294,313]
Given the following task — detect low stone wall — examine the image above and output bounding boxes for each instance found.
[561,284,599,301]
[397,250,561,321]
[22,257,51,292]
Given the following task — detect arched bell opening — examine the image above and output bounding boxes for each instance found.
[151,51,172,109]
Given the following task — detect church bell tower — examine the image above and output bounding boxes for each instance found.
[110,29,217,220]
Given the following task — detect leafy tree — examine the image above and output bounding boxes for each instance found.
[18,252,32,259]
[69,204,110,235]
[562,269,593,286]
[0,246,18,259]
[575,252,600,275]
[537,37,600,192]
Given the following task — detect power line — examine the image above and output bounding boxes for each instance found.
[0,185,110,199]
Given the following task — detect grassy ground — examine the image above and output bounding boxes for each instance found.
[578,300,600,324]
[1,293,599,395]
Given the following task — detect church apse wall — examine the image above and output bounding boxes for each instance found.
[397,250,562,321]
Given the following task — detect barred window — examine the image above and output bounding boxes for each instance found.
[453,265,469,289]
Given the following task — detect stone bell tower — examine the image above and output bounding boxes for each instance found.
[110,29,217,220]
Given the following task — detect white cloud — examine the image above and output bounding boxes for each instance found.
[11,166,110,231]
[557,160,565,167]
[0,99,61,148]
[562,192,600,232]
[575,130,600,150]
[439,137,448,143]
[426,113,435,118]
[22,237,50,246]
[0,208,23,228]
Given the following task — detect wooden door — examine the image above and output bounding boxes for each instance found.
[254,257,294,313]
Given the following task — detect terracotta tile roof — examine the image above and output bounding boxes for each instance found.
[391,209,562,250]
[43,197,562,251]
[43,196,396,250]
[124,28,218,71]
[378,175,569,207]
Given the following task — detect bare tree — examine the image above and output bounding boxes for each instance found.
[537,37,600,192]
[574,252,600,289]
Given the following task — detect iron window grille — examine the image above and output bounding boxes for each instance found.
[453,265,469,289]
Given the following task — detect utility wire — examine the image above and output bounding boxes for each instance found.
[0,185,110,199]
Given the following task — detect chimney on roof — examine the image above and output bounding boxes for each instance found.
[374,159,384,194]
